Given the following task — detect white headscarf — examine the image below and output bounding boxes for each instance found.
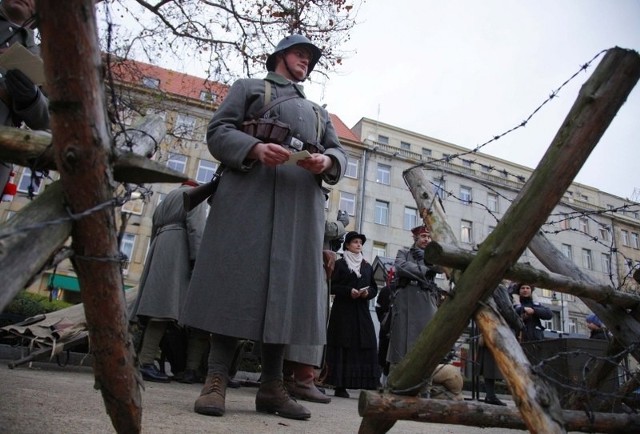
[343,250,363,278]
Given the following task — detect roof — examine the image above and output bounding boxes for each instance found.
[111,58,361,144]
[330,113,360,142]
[109,58,229,102]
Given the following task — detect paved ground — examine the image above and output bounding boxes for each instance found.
[0,346,529,434]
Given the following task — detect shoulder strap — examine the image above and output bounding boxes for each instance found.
[254,80,299,118]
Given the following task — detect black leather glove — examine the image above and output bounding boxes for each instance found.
[336,209,349,227]
[5,69,38,109]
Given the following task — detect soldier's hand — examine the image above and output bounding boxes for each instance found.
[5,69,38,109]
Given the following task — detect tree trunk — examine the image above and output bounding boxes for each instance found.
[37,1,141,432]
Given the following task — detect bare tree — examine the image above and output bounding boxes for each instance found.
[97,0,363,84]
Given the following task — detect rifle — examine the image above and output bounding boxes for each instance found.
[183,165,225,212]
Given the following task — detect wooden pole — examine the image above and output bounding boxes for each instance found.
[358,392,640,433]
[424,241,640,312]
[37,1,141,432]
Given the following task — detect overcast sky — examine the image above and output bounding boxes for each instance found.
[303,0,640,201]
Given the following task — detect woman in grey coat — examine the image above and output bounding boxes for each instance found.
[181,35,346,420]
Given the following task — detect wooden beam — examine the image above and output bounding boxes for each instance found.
[387,47,640,433]
[358,392,640,433]
[424,241,640,312]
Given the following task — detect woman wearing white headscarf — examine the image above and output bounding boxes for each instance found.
[325,231,380,398]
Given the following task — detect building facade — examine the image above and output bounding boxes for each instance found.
[2,62,639,339]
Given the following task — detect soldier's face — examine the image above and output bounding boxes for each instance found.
[3,0,36,24]
[415,233,431,249]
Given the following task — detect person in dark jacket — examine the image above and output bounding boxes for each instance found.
[183,34,346,421]
[586,313,610,341]
[513,283,552,342]
[0,0,50,196]
[325,231,380,398]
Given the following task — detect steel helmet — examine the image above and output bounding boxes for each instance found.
[266,34,322,75]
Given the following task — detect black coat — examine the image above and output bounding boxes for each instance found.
[514,296,552,341]
[327,258,378,349]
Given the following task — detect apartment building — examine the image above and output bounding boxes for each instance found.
[2,62,638,339]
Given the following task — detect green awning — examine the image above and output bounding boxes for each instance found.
[48,275,134,293]
[50,274,80,292]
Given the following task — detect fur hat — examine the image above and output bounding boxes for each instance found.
[342,231,366,250]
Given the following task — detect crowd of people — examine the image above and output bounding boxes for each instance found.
[4,8,610,420]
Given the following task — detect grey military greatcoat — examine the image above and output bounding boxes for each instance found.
[182,72,346,347]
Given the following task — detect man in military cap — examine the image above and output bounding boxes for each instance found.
[182,34,346,420]
[387,225,442,383]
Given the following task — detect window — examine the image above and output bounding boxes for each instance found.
[567,318,577,334]
[582,249,593,270]
[621,230,630,246]
[559,219,572,230]
[400,141,411,151]
[372,242,386,260]
[433,178,446,200]
[174,113,197,138]
[601,253,611,275]
[404,207,418,230]
[422,148,432,158]
[480,164,492,173]
[156,192,166,207]
[542,318,554,331]
[166,152,187,173]
[121,195,144,215]
[376,164,391,185]
[460,220,473,244]
[374,200,389,226]
[487,193,499,213]
[17,168,44,195]
[462,159,473,168]
[632,233,639,249]
[579,217,590,235]
[460,186,472,205]
[377,135,389,145]
[196,159,218,184]
[345,157,359,178]
[199,90,217,103]
[599,225,610,242]
[142,76,160,89]
[339,191,356,215]
[120,233,136,275]
[146,107,167,121]
[487,225,496,238]
[561,244,573,261]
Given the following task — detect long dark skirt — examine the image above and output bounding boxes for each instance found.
[325,345,381,390]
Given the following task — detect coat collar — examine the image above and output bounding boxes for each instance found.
[265,71,306,98]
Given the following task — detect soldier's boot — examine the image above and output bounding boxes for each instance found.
[194,373,227,416]
[292,363,331,404]
[255,378,311,420]
[282,360,296,396]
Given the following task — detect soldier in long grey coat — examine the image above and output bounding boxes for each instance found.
[182,35,346,420]
[130,182,208,383]
[387,225,441,373]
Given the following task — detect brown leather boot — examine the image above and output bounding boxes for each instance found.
[255,378,311,420]
[194,373,228,416]
[292,363,331,404]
